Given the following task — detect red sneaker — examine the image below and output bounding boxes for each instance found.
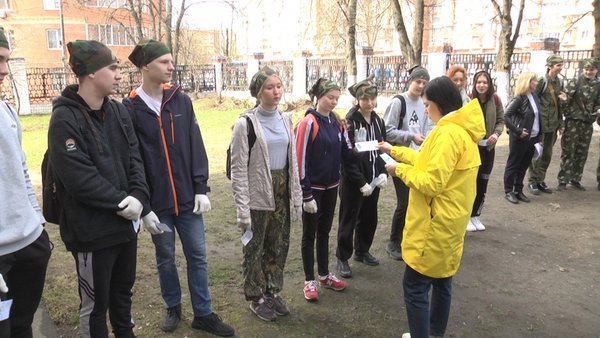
[319,273,346,291]
[303,280,319,301]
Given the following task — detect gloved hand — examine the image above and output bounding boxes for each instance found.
[117,196,143,220]
[141,211,164,235]
[375,174,388,189]
[303,199,318,214]
[193,194,211,214]
[237,217,251,234]
[0,273,7,293]
[359,183,373,197]
[355,127,367,143]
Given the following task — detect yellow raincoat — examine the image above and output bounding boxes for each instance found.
[391,99,485,278]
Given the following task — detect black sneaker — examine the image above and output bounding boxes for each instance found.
[160,304,181,332]
[556,183,567,191]
[538,182,553,194]
[528,183,540,195]
[249,297,277,322]
[264,293,290,316]
[337,259,352,278]
[385,241,403,261]
[570,181,586,191]
[192,312,235,337]
[354,252,380,266]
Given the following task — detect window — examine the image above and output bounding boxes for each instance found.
[4,29,15,50]
[43,0,60,10]
[85,0,127,8]
[47,29,62,50]
[86,24,138,46]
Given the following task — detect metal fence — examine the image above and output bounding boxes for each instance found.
[366,54,430,95]
[558,50,594,81]
[259,60,293,93]
[306,58,347,92]
[222,62,248,91]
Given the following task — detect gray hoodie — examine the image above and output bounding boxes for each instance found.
[383,93,433,150]
[0,101,44,256]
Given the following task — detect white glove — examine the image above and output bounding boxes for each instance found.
[0,273,7,293]
[355,127,367,143]
[141,211,163,235]
[193,194,211,214]
[117,196,143,220]
[375,174,388,189]
[237,217,251,233]
[359,183,373,197]
[303,199,318,214]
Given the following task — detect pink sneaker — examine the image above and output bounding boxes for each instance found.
[319,273,346,291]
[303,280,319,301]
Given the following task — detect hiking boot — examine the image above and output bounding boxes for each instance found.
[264,293,290,316]
[249,297,277,321]
[191,312,235,337]
[538,182,553,194]
[354,252,380,266]
[303,280,319,301]
[528,183,540,195]
[385,241,403,261]
[556,183,567,191]
[160,304,181,332]
[466,218,477,232]
[471,217,485,231]
[570,181,586,191]
[319,273,346,291]
[337,259,352,278]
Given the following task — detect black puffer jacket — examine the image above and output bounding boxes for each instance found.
[49,85,149,252]
[504,94,542,139]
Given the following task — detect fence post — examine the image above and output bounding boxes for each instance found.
[356,46,372,83]
[247,53,262,86]
[529,50,554,77]
[9,58,31,115]
[214,61,223,94]
[427,52,448,78]
[292,55,307,100]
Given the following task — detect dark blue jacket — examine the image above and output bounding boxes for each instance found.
[295,109,353,201]
[122,85,210,217]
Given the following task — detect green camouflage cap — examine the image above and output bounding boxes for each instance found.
[582,58,598,69]
[249,66,278,98]
[545,54,564,67]
[408,65,430,83]
[348,74,377,99]
[128,39,171,67]
[308,78,340,102]
[67,40,117,77]
[0,27,9,50]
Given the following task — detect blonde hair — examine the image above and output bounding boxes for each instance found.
[513,71,538,96]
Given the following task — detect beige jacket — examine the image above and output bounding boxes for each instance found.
[230,108,302,221]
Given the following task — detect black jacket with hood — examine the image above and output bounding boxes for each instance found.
[122,84,210,218]
[48,84,149,252]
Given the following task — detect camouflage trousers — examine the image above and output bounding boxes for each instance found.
[528,130,559,184]
[243,169,291,301]
[557,119,593,184]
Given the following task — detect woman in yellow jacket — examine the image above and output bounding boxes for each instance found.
[380,76,485,338]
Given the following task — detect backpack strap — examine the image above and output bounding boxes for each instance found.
[393,95,407,129]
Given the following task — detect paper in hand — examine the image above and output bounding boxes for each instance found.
[379,153,398,165]
[156,223,173,233]
[355,140,379,152]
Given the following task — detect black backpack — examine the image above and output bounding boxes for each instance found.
[393,95,407,129]
[226,115,256,180]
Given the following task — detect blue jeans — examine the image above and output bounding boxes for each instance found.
[403,265,452,338]
[152,211,212,317]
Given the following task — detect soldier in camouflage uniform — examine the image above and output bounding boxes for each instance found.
[528,54,567,194]
[557,58,600,191]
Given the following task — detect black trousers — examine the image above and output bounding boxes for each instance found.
[336,178,380,261]
[301,188,338,280]
[389,177,409,244]
[0,230,51,338]
[504,134,538,194]
[73,238,137,338]
[472,146,495,216]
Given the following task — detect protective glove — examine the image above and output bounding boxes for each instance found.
[355,127,367,143]
[237,217,251,234]
[359,183,373,197]
[193,194,211,214]
[303,199,318,214]
[141,211,164,235]
[117,196,143,220]
[0,273,7,293]
[375,174,388,189]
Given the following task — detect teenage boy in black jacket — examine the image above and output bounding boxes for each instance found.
[48,40,149,338]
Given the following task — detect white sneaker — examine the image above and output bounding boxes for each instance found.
[472,217,486,231]
[466,219,477,232]
[402,333,411,338]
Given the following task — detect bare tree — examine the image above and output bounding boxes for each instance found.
[490,0,525,101]
[594,0,600,57]
[357,0,391,48]
[338,0,358,85]
[390,0,424,67]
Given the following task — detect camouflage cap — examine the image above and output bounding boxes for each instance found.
[0,27,9,50]
[308,78,340,102]
[582,58,598,69]
[545,54,564,67]
[128,39,171,67]
[67,40,117,77]
[408,65,430,83]
[249,66,278,98]
[348,74,377,99]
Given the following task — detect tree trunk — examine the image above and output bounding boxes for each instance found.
[594,0,600,57]
[391,0,424,67]
[346,0,358,85]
